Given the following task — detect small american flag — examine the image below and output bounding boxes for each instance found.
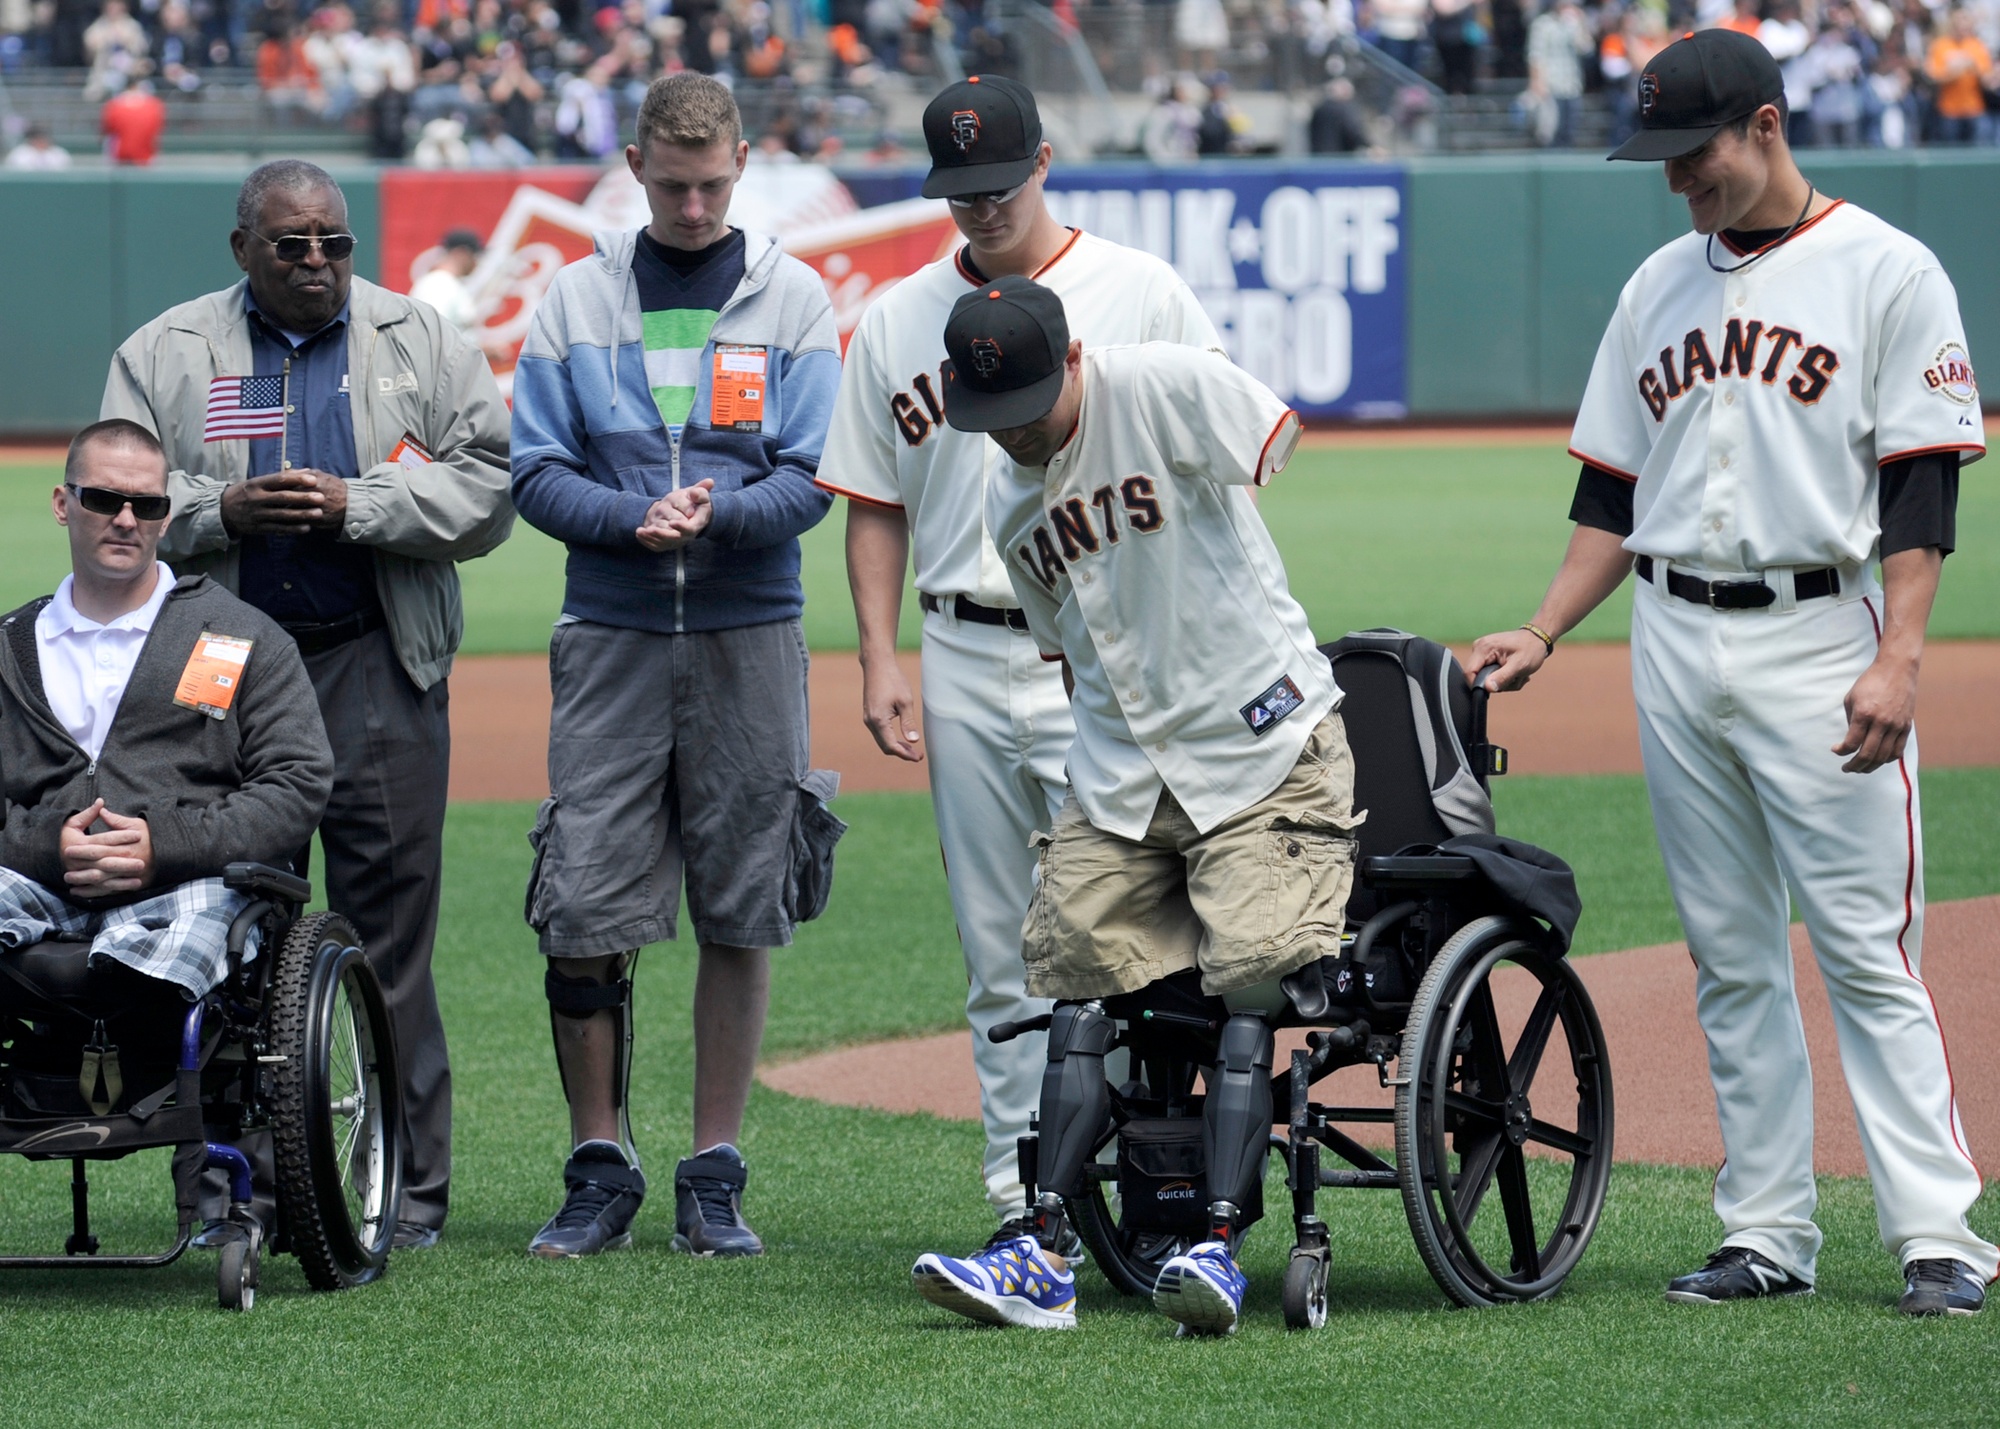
[203,375,287,442]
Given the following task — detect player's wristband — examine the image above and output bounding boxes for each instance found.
[1520,622,1555,656]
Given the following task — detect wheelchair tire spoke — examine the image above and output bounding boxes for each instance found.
[1451,1127,1507,1228]
[1441,1089,1506,1128]
[1465,983,1510,1100]
[1526,1119,1592,1158]
[1506,982,1566,1097]
[1495,1144,1540,1281]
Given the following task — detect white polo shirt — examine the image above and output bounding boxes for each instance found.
[987,342,1331,839]
[34,562,176,761]
[817,228,1222,606]
[1569,200,1984,574]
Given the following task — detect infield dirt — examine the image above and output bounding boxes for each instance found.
[446,642,2000,801]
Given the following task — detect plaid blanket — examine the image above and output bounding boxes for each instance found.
[0,868,259,999]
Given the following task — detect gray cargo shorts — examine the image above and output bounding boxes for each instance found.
[524,617,845,957]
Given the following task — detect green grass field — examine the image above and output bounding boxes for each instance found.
[10,444,2000,651]
[5,441,1997,1422]
[3,776,1998,1425]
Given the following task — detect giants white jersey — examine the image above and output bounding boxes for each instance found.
[817,228,1222,606]
[988,343,1327,839]
[1570,201,1984,573]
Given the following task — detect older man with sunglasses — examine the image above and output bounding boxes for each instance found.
[100,158,514,1251]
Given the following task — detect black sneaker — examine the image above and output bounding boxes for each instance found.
[1900,1259,1986,1317]
[1665,1246,1813,1304]
[673,1145,763,1257]
[528,1141,645,1259]
[993,1211,1087,1267]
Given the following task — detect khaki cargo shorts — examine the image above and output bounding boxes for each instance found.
[1022,711,1361,1000]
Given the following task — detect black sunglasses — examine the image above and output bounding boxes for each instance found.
[253,230,358,263]
[68,483,171,521]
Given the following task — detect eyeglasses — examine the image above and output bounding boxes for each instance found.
[67,484,171,521]
[947,181,1030,210]
[251,230,358,263]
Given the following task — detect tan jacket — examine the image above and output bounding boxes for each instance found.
[100,276,514,691]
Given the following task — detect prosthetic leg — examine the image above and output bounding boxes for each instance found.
[545,952,639,1163]
[1027,1001,1117,1249]
[1201,1012,1275,1241]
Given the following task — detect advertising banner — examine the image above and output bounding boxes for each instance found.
[379,161,1405,416]
[1043,167,1406,419]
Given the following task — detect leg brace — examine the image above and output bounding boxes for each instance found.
[546,951,639,1162]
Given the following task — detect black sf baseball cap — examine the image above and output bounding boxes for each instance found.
[941,275,1070,432]
[1609,27,1784,162]
[921,74,1043,200]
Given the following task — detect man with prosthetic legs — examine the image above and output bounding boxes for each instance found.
[909,279,1355,1334]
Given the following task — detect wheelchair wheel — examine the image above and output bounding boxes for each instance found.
[268,913,404,1292]
[1070,1183,1200,1299]
[1394,916,1613,1308]
[218,1236,258,1312]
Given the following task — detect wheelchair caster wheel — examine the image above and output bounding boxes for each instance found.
[1282,1250,1328,1330]
[218,1238,259,1312]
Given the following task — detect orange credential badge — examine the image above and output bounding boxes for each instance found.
[711,344,768,432]
[173,632,254,720]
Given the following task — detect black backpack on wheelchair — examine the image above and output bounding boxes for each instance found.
[1002,630,1614,1320]
[0,865,402,1311]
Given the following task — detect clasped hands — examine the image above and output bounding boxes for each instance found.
[221,469,350,537]
[60,799,155,899]
[636,479,715,552]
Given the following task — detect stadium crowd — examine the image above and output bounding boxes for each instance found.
[2,0,1997,165]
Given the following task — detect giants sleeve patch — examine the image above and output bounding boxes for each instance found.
[1924,343,1978,405]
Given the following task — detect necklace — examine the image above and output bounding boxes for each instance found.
[1706,185,1817,274]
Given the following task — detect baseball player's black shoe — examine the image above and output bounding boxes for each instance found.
[1899,1259,1986,1317]
[672,1145,764,1257]
[1664,1246,1813,1304]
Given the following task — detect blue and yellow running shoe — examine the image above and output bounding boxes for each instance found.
[911,1234,1078,1329]
[1153,1241,1247,1336]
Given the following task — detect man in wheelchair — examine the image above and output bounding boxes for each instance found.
[906,280,1355,1334]
[0,421,334,1228]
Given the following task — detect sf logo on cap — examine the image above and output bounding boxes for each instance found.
[970,337,1004,376]
[951,109,981,150]
[1639,71,1659,116]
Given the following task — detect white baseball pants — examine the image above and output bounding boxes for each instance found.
[920,607,1074,1220]
[1631,564,1996,1284]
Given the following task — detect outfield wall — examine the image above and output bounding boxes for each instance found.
[1,152,1993,436]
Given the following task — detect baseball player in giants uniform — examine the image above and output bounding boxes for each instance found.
[817,76,1221,1242]
[908,276,1355,1335]
[1473,29,1996,1317]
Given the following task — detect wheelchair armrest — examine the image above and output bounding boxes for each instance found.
[1359,854,1480,890]
[223,862,312,905]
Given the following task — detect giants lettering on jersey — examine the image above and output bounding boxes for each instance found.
[1014,477,1165,591]
[890,369,949,446]
[1636,319,1840,421]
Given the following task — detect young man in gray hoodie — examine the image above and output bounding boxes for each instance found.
[510,72,844,1259]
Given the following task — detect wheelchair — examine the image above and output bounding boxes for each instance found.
[999,631,1615,1320]
[0,863,402,1311]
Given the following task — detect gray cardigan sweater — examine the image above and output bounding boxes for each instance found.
[0,575,334,898]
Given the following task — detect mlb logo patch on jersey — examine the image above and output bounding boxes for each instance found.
[1924,343,1978,405]
[1240,674,1305,737]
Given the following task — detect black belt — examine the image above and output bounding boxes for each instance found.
[919,593,1029,633]
[280,608,387,657]
[1637,556,1839,609]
